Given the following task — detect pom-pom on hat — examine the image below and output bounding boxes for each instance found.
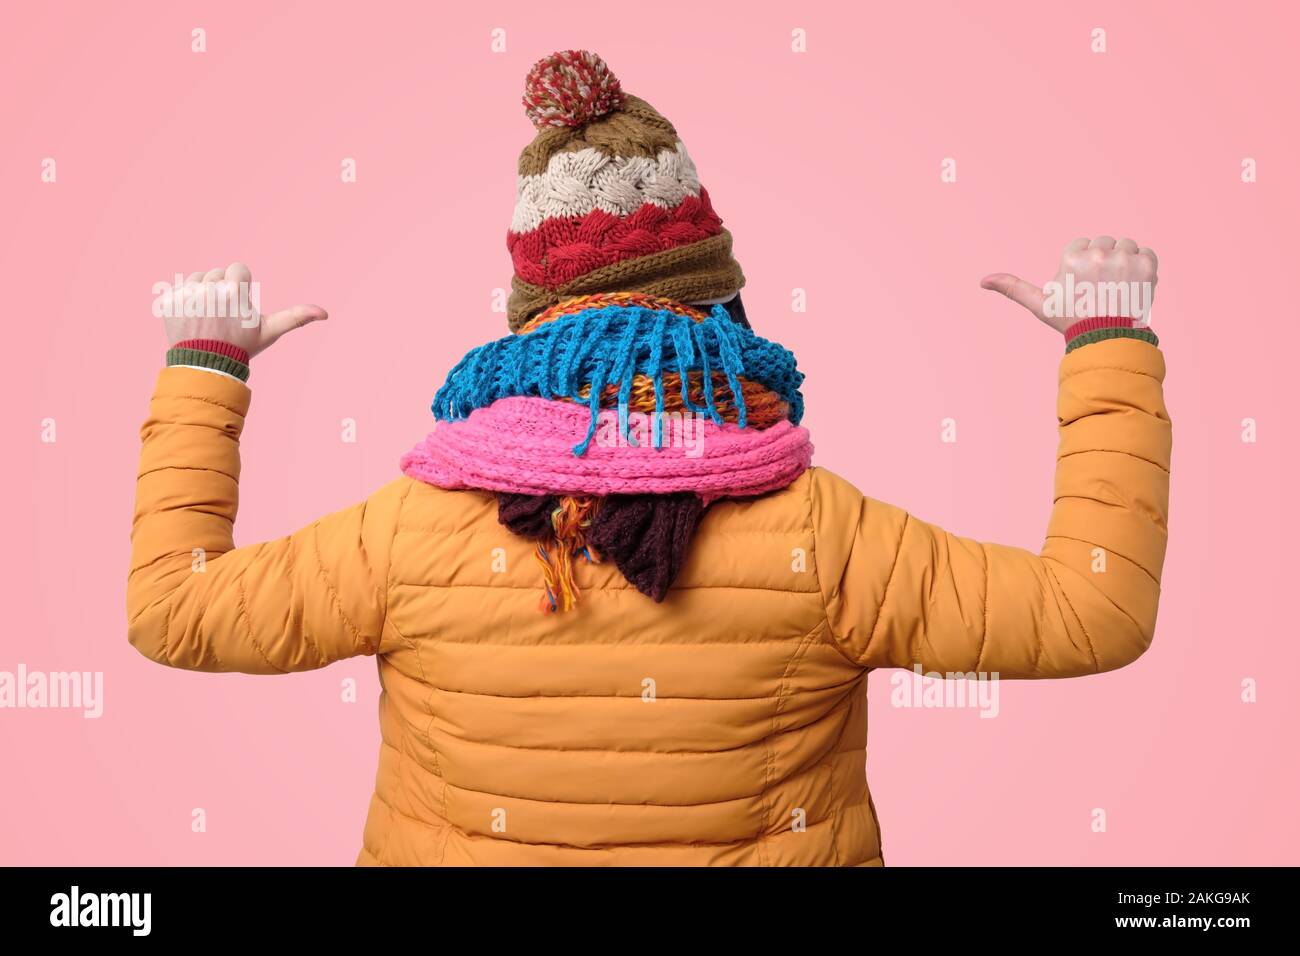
[522,50,626,128]
[506,50,745,332]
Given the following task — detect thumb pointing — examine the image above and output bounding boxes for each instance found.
[980,273,1046,319]
[261,304,329,343]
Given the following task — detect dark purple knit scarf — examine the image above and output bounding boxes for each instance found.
[497,493,705,602]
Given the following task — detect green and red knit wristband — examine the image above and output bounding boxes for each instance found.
[166,339,251,382]
[1063,317,1159,354]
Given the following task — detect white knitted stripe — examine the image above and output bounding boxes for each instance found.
[510,141,702,234]
[174,364,246,384]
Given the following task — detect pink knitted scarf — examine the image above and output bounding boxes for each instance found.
[400,396,813,503]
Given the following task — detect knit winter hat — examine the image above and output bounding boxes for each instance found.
[506,50,745,332]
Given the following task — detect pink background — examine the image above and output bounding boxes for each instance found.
[2,0,1296,865]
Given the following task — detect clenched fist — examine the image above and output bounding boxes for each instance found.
[157,262,327,357]
[981,237,1158,333]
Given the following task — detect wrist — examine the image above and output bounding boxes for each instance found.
[1065,324,1159,354]
[173,338,251,364]
[167,339,251,382]
[1062,316,1136,341]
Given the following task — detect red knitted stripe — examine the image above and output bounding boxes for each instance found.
[1062,316,1136,340]
[175,339,251,364]
[507,188,724,289]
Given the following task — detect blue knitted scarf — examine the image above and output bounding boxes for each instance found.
[431,304,805,455]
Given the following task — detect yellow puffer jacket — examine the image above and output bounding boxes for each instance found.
[128,337,1170,866]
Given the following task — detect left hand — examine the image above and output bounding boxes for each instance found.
[160,262,327,357]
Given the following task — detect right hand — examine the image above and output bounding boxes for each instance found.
[980,237,1158,333]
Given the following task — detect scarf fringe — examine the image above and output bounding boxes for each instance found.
[534,496,601,613]
[432,305,804,456]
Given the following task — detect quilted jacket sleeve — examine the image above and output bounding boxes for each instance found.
[127,366,409,673]
[811,337,1171,678]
